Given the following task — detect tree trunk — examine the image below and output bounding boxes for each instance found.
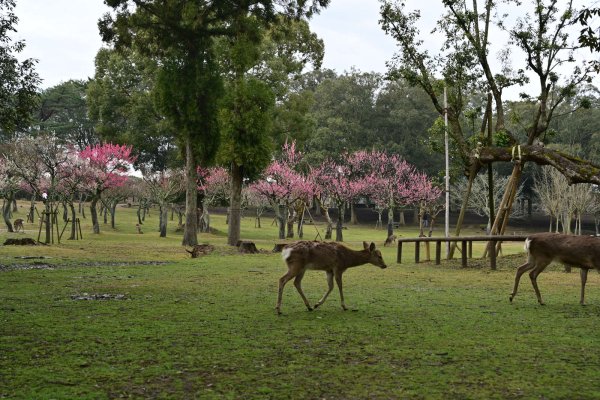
[2,196,14,232]
[316,196,332,240]
[182,138,198,246]
[227,161,243,246]
[110,202,117,229]
[159,204,168,237]
[275,204,287,240]
[44,201,51,243]
[449,169,476,259]
[69,203,77,240]
[90,196,100,234]
[335,202,344,242]
[387,207,394,238]
[350,203,358,224]
[286,207,295,238]
[484,163,523,262]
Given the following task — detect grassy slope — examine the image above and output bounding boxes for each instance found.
[1,204,599,399]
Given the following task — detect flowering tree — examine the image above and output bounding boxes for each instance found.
[55,150,96,239]
[352,151,418,237]
[244,185,270,228]
[411,171,443,236]
[197,166,230,233]
[313,158,366,242]
[6,134,71,242]
[249,159,315,240]
[143,169,185,237]
[79,143,135,234]
[0,157,21,232]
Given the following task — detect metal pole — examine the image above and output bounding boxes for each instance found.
[444,86,450,257]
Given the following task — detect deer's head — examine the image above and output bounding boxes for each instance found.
[363,241,387,269]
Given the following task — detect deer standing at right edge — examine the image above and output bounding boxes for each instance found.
[276,241,387,314]
[509,232,600,305]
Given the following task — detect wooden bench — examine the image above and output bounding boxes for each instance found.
[396,235,528,269]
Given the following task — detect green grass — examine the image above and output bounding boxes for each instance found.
[1,203,600,399]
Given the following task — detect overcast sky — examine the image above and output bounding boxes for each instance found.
[13,0,597,94]
[14,0,400,89]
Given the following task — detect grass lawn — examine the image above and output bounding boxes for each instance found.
[1,203,600,399]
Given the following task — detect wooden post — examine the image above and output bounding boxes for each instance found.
[397,241,403,264]
[490,239,497,270]
[415,241,420,263]
[468,241,473,259]
[461,240,467,267]
[435,241,441,265]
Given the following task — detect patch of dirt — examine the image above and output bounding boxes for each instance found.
[70,293,129,301]
[0,262,56,271]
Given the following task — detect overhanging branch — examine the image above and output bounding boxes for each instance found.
[477,145,600,185]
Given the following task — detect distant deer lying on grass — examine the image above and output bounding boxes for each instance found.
[276,241,388,314]
[509,232,600,305]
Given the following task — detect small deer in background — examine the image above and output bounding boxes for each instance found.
[509,232,600,305]
[276,241,387,314]
[13,219,24,232]
[384,234,397,247]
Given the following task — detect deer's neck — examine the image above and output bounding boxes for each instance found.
[340,248,370,269]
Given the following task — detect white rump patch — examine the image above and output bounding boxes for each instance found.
[524,238,531,253]
[282,248,292,261]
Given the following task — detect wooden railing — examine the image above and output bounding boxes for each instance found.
[396,235,528,269]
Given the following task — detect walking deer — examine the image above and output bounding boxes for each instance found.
[276,241,388,314]
[13,219,24,232]
[509,232,600,305]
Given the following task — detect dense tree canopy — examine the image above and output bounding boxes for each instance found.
[0,0,39,137]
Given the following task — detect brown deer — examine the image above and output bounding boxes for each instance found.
[13,219,24,232]
[276,241,388,314]
[509,232,600,305]
[384,234,397,247]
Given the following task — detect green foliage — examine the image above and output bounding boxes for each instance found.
[0,0,40,137]
[218,77,275,180]
[35,80,97,149]
[87,48,178,171]
[494,130,511,147]
[155,55,223,167]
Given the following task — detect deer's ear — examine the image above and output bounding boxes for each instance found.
[369,242,376,252]
[363,241,369,250]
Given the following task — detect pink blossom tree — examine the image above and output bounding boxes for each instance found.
[79,143,136,234]
[197,166,230,233]
[313,157,366,242]
[410,171,443,237]
[55,150,96,239]
[249,159,315,240]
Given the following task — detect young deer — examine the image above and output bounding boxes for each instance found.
[509,232,600,305]
[276,241,387,314]
[13,219,24,232]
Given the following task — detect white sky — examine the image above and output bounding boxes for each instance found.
[13,0,598,96]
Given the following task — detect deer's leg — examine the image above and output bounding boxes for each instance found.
[314,271,334,309]
[580,268,589,306]
[334,271,348,311]
[276,268,299,314]
[293,271,313,311]
[509,261,535,303]
[529,263,550,305]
